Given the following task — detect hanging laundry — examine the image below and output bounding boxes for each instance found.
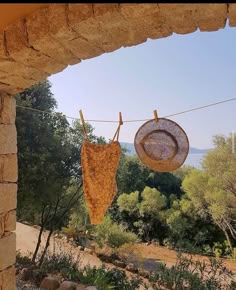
[80,111,122,224]
[134,114,189,172]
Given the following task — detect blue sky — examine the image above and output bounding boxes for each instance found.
[49,23,236,149]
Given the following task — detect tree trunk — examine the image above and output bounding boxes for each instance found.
[32,224,44,263]
[32,205,50,263]
[223,228,233,252]
[38,229,54,267]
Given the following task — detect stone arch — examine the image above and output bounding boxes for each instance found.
[0,3,236,94]
[0,3,235,289]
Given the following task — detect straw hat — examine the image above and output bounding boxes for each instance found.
[134,118,189,172]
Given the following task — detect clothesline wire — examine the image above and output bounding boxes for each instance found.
[16,96,236,123]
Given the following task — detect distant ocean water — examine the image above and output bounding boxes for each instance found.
[184,153,205,169]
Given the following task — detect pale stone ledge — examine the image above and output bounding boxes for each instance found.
[0,125,17,154]
[0,154,18,183]
[0,94,16,124]
[0,233,16,271]
[0,210,16,238]
[0,266,16,290]
[0,183,17,214]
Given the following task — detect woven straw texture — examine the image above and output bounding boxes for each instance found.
[134,118,189,172]
[81,141,121,224]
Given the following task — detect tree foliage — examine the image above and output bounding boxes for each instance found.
[183,134,236,251]
[16,80,236,261]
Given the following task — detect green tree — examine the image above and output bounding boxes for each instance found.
[16,80,107,263]
[146,171,182,198]
[183,134,236,251]
[118,156,150,194]
[16,80,85,263]
[165,196,216,252]
[118,187,168,242]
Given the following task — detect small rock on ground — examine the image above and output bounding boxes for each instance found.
[40,276,60,290]
[59,281,79,290]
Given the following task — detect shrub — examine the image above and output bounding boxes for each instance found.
[16,250,33,268]
[78,264,142,290]
[40,249,81,281]
[149,252,234,290]
[213,241,232,258]
[77,265,115,290]
[117,243,144,269]
[95,216,137,249]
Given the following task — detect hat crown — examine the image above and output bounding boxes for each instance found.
[141,130,178,161]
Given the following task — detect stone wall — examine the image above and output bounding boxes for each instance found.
[0,92,17,290]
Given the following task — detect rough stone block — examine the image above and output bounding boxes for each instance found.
[0,233,16,271]
[228,4,236,27]
[68,4,121,53]
[0,125,17,154]
[120,4,171,44]
[67,4,105,58]
[120,3,159,18]
[0,74,36,90]
[0,183,17,214]
[0,33,48,87]
[0,94,16,124]
[0,32,48,80]
[27,7,79,66]
[158,4,197,34]
[92,4,129,51]
[5,20,67,75]
[0,266,16,290]
[48,4,90,60]
[0,210,16,238]
[193,4,227,31]
[0,154,18,182]
[3,210,16,233]
[0,81,22,96]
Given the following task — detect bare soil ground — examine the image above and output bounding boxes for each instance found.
[16,222,236,277]
[16,222,102,268]
[128,243,236,275]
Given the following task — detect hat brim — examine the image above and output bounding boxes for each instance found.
[134,118,189,172]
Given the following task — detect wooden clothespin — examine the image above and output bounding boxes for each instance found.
[79,109,89,139]
[79,109,85,125]
[119,112,123,126]
[153,110,158,123]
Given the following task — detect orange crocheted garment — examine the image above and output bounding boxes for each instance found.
[81,141,121,224]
